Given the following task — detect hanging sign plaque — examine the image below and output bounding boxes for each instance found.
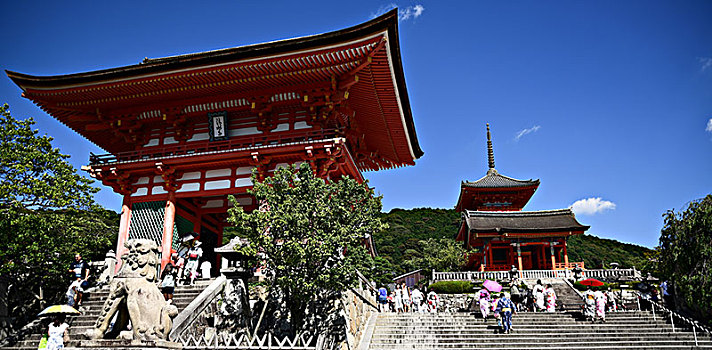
[208,111,229,141]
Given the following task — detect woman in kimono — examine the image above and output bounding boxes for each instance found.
[495,292,518,334]
[490,294,500,317]
[594,289,607,322]
[544,284,557,312]
[532,279,545,312]
[583,288,596,322]
[476,288,491,319]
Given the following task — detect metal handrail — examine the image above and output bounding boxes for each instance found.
[635,291,712,337]
[89,128,341,165]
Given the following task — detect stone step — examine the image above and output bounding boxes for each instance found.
[366,308,710,350]
[368,344,712,350]
[371,333,704,340]
[367,340,712,349]
[0,282,211,349]
[376,311,653,317]
[371,328,681,334]
[373,322,671,328]
[373,321,668,327]
[375,315,655,320]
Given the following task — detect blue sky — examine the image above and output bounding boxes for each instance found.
[1,1,711,248]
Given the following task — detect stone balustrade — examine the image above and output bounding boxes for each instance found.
[432,268,640,282]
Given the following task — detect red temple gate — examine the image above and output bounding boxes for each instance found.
[8,10,422,272]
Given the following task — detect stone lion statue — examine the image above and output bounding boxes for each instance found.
[84,239,179,341]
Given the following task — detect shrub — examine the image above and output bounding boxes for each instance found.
[429,280,475,294]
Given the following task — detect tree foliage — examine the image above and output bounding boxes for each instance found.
[227,164,385,332]
[374,208,460,275]
[0,104,117,328]
[375,207,652,275]
[402,238,465,273]
[567,233,651,270]
[0,104,97,209]
[657,194,712,324]
[0,208,117,324]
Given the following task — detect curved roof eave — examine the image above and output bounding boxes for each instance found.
[5,9,422,160]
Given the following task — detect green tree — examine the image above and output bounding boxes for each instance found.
[0,104,97,209]
[227,164,385,333]
[0,104,117,328]
[657,194,712,325]
[403,238,465,274]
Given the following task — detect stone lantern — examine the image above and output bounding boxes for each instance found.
[215,237,254,281]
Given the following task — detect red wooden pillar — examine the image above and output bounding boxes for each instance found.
[115,194,132,272]
[563,239,570,267]
[516,243,523,274]
[508,245,514,267]
[488,243,493,269]
[161,191,177,271]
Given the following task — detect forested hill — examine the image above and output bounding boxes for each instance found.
[375,207,653,275]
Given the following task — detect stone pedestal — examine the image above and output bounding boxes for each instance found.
[73,339,182,349]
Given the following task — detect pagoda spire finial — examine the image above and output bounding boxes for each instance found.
[486,123,495,170]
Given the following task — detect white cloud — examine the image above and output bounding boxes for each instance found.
[706,118,712,133]
[570,197,616,216]
[371,4,425,21]
[699,57,712,72]
[514,125,541,141]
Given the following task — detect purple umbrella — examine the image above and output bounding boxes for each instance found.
[483,280,502,293]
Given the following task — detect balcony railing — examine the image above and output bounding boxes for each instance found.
[89,128,340,166]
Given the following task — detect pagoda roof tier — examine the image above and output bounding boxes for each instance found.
[462,208,589,234]
[462,168,540,189]
[454,169,540,212]
[6,9,421,171]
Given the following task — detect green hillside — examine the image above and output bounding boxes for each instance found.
[375,207,652,275]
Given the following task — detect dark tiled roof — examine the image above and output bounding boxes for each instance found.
[462,168,539,189]
[463,208,589,232]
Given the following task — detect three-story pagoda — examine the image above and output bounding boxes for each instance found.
[455,124,588,271]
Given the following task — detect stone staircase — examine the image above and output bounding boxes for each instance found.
[551,282,583,312]
[364,312,712,349]
[1,281,209,350]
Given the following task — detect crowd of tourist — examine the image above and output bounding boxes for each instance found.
[377,283,441,313]
[582,287,618,323]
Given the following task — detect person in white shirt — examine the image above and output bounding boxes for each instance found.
[46,315,69,350]
[411,288,424,312]
[200,260,212,280]
[66,278,83,307]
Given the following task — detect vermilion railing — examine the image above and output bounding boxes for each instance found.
[89,128,340,165]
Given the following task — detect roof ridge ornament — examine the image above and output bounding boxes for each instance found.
[486,123,496,171]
